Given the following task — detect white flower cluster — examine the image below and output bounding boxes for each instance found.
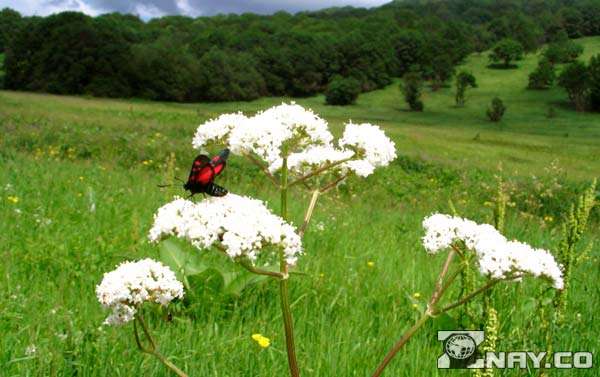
[192,103,396,178]
[422,214,564,289]
[96,259,184,325]
[193,103,332,169]
[339,122,397,177]
[148,194,303,265]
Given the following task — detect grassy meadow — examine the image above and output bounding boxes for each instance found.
[0,38,599,376]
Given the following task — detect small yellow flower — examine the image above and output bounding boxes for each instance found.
[77,193,83,197]
[78,176,84,181]
[319,273,325,278]
[483,201,493,207]
[412,303,419,309]
[7,196,19,204]
[413,292,421,299]
[251,333,270,348]
[544,215,554,222]
[367,261,375,268]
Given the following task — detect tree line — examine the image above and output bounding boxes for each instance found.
[1,0,600,103]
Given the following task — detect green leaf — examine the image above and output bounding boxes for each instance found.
[158,239,207,279]
[223,272,269,297]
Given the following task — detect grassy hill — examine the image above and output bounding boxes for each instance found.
[1,38,599,180]
[0,38,598,376]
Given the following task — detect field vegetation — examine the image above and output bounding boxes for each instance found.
[1,34,599,376]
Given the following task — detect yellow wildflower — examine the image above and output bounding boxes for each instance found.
[251,334,270,348]
[7,196,19,204]
[367,261,375,268]
[413,292,421,299]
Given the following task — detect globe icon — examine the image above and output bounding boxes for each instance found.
[445,334,476,360]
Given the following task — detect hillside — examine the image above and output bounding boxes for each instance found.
[0,38,599,377]
[1,38,599,181]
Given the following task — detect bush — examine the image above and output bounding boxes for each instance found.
[558,61,589,112]
[486,97,506,122]
[488,38,524,68]
[543,39,584,65]
[455,71,477,106]
[325,76,361,105]
[401,71,424,111]
[589,55,600,112]
[528,59,556,89]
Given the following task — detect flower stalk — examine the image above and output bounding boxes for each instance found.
[133,313,188,377]
[370,244,523,377]
[278,155,301,377]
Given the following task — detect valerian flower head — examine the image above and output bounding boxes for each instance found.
[193,103,332,168]
[422,214,564,289]
[148,194,303,266]
[339,122,397,177]
[192,103,396,178]
[96,259,184,325]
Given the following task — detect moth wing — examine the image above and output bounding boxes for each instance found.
[188,155,214,185]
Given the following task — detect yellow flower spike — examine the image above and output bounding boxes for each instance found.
[412,292,421,299]
[367,261,375,268]
[251,334,271,348]
[7,196,19,204]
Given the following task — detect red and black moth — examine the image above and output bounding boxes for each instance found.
[184,148,230,197]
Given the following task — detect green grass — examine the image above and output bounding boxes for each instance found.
[0,38,599,376]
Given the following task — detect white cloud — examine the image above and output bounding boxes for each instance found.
[3,0,390,19]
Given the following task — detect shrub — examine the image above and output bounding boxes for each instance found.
[401,71,424,111]
[486,97,506,122]
[543,39,584,65]
[589,55,600,112]
[488,38,524,68]
[455,71,477,106]
[528,59,556,89]
[558,61,589,112]
[325,76,361,105]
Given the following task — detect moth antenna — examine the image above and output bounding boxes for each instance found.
[157,183,174,188]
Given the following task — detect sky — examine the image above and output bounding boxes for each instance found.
[2,0,391,19]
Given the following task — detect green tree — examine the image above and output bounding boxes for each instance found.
[455,71,477,106]
[558,61,589,112]
[0,8,22,53]
[486,97,506,122]
[543,32,583,64]
[401,70,424,112]
[528,59,556,89]
[325,76,361,106]
[588,55,600,112]
[428,53,455,91]
[197,48,266,102]
[489,38,524,68]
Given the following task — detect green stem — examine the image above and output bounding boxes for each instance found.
[238,258,285,279]
[134,314,188,377]
[299,190,320,238]
[279,156,300,377]
[287,155,355,188]
[370,313,431,377]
